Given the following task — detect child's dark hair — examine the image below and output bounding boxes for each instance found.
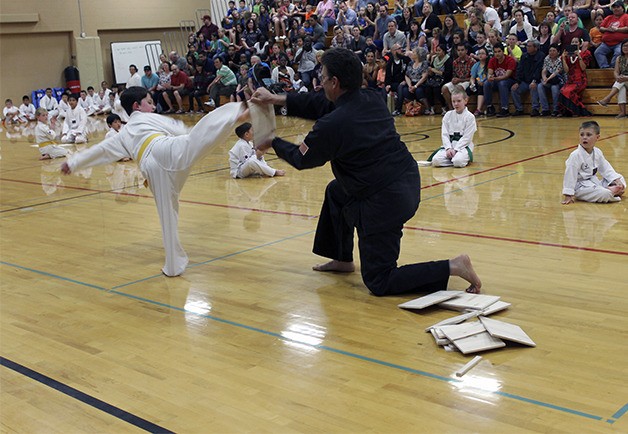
[22,95,30,100]
[235,122,252,138]
[68,94,78,101]
[580,120,600,134]
[106,113,121,126]
[120,86,148,115]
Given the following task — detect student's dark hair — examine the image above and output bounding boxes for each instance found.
[120,86,148,116]
[235,122,252,138]
[106,113,122,126]
[22,95,30,100]
[87,86,94,91]
[68,94,78,101]
[321,48,362,91]
[493,43,504,51]
[5,99,12,103]
[45,87,53,91]
[580,120,600,134]
[130,64,138,71]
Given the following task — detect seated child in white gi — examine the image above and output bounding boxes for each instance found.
[61,86,246,277]
[19,95,37,121]
[562,121,626,204]
[106,113,131,162]
[430,86,477,168]
[39,88,60,118]
[57,92,71,120]
[3,99,27,124]
[61,94,88,144]
[35,107,69,160]
[229,122,286,178]
[78,89,96,116]
[93,90,111,115]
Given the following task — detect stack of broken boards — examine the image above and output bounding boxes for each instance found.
[398,291,535,354]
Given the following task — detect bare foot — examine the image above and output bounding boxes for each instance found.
[312,260,355,273]
[274,169,286,176]
[39,154,52,160]
[449,254,482,293]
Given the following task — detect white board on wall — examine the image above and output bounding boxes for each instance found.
[110,40,162,85]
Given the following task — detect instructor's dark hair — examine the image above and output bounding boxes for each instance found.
[120,86,148,116]
[321,48,363,91]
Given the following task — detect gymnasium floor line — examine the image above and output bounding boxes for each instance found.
[0,356,174,433]
[0,260,611,424]
[420,171,518,202]
[404,226,628,256]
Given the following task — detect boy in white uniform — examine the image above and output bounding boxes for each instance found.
[562,121,626,204]
[35,107,69,159]
[19,95,37,121]
[57,93,71,120]
[78,90,96,116]
[39,88,60,118]
[430,86,477,168]
[93,90,111,115]
[61,95,88,143]
[61,86,246,277]
[3,99,27,124]
[229,122,286,178]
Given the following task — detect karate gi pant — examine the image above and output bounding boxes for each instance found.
[237,157,276,178]
[139,103,242,276]
[62,131,87,144]
[313,179,450,296]
[431,148,471,168]
[575,179,624,203]
[40,144,69,159]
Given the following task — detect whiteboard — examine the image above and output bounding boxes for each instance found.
[110,40,162,85]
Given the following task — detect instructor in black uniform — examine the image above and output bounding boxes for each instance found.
[252,48,482,296]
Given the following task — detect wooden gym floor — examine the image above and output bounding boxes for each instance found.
[1,111,627,433]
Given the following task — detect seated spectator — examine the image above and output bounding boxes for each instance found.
[385,44,411,115]
[594,1,628,69]
[207,57,238,107]
[332,26,353,49]
[396,7,414,34]
[509,9,534,46]
[358,5,376,38]
[572,0,593,20]
[349,26,368,61]
[235,64,251,101]
[424,44,453,114]
[475,0,503,35]
[307,15,326,50]
[538,44,566,116]
[197,15,219,41]
[127,64,142,87]
[484,43,516,117]
[363,49,380,88]
[337,1,358,33]
[374,4,396,51]
[190,63,213,113]
[169,51,189,72]
[505,34,523,61]
[315,0,337,33]
[416,3,442,42]
[591,0,613,20]
[552,6,585,35]
[442,44,474,111]
[497,0,513,35]
[441,15,460,52]
[163,64,193,113]
[252,34,271,61]
[471,31,491,60]
[597,40,628,118]
[516,0,537,26]
[407,21,426,53]
[552,12,590,52]
[466,8,491,47]
[511,39,545,116]
[397,47,431,115]
[311,50,325,92]
[558,37,592,117]
[382,20,407,57]
[468,47,489,116]
[589,13,605,65]
[271,53,296,91]
[141,65,160,98]
[294,37,317,87]
[538,22,553,55]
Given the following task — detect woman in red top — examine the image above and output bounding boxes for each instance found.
[558,38,592,116]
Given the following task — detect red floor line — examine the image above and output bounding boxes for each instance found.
[421,131,628,190]
[404,225,628,256]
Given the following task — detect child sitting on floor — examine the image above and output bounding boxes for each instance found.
[35,107,69,160]
[229,122,286,178]
[562,120,625,204]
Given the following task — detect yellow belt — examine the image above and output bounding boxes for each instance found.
[39,140,58,148]
[137,133,164,162]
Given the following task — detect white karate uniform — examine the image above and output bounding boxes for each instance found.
[562,145,626,203]
[39,95,60,118]
[58,99,71,120]
[228,138,277,178]
[92,94,111,114]
[105,128,119,139]
[19,103,37,121]
[432,107,477,168]
[78,95,96,116]
[66,103,243,277]
[111,95,130,123]
[36,120,68,159]
[127,73,142,88]
[3,106,26,123]
[62,105,88,143]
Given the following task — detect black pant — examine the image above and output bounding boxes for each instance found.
[313,179,450,296]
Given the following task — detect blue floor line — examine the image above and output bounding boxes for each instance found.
[0,258,611,424]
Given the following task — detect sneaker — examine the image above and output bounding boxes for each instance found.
[423,108,432,115]
[530,109,540,117]
[204,99,216,108]
[473,109,482,117]
[496,109,510,117]
[486,106,496,117]
[513,110,525,116]
[551,111,559,117]
[392,110,401,116]
[441,108,448,116]
[596,100,608,107]
[540,110,551,117]
[616,113,627,119]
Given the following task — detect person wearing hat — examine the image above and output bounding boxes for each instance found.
[141,65,160,101]
[197,14,218,41]
[594,1,628,68]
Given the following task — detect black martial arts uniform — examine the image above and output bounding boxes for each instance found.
[271,88,450,296]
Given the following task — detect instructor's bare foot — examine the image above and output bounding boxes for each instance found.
[449,254,482,293]
[312,260,355,273]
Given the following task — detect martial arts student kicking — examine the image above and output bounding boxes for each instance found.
[61,86,246,276]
